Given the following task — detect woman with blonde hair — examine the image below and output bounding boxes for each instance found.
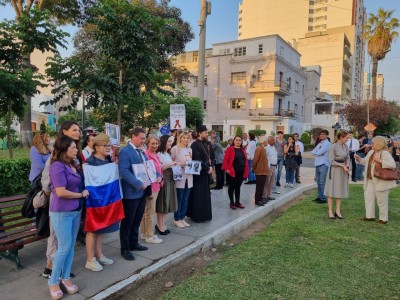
[171,131,193,228]
[355,136,397,224]
[29,131,52,182]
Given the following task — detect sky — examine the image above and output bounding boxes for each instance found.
[1,0,399,101]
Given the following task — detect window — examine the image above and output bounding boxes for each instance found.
[258,44,263,54]
[193,76,198,87]
[203,100,207,110]
[204,75,208,86]
[316,7,327,13]
[301,106,304,116]
[276,125,285,133]
[239,17,242,21]
[287,77,292,89]
[295,81,299,92]
[302,85,305,95]
[231,72,246,84]
[308,26,314,31]
[234,46,246,57]
[315,24,327,30]
[309,9,314,14]
[309,0,315,5]
[219,48,231,55]
[230,125,244,136]
[181,54,186,63]
[258,70,263,81]
[316,15,327,21]
[257,98,262,108]
[294,104,298,114]
[238,25,242,29]
[192,51,198,62]
[309,17,314,22]
[288,101,291,110]
[230,98,245,109]
[280,46,284,56]
[255,125,261,130]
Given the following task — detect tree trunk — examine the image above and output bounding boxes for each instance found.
[117,65,123,130]
[371,57,378,100]
[7,101,14,159]
[20,52,33,147]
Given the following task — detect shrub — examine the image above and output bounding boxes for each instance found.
[0,159,31,197]
[283,134,291,141]
[249,129,267,137]
[220,141,228,148]
[301,132,311,145]
[235,126,243,137]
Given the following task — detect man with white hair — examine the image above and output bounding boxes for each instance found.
[263,136,278,203]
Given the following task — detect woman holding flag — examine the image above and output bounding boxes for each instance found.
[83,133,125,272]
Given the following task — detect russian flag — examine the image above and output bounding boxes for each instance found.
[83,163,125,232]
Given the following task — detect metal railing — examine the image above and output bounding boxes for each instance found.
[248,108,297,118]
[249,80,290,91]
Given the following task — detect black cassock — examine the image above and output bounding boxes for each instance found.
[187,139,212,222]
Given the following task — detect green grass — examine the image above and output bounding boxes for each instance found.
[0,147,30,160]
[163,185,400,300]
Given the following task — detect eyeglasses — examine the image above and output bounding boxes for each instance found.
[101,144,112,147]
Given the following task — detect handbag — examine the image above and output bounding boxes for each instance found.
[33,190,49,208]
[373,152,398,180]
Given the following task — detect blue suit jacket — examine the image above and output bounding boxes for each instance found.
[118,144,148,199]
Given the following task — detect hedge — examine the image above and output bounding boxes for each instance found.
[0,159,31,197]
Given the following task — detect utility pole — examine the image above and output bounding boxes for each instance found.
[197,0,210,120]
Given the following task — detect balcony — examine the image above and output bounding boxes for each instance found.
[342,69,351,81]
[248,108,297,120]
[343,56,351,68]
[248,80,291,96]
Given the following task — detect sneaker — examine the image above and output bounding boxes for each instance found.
[181,219,191,227]
[273,190,281,194]
[85,258,103,271]
[289,183,294,188]
[284,183,289,188]
[145,236,163,244]
[140,233,146,240]
[98,254,114,265]
[42,267,52,278]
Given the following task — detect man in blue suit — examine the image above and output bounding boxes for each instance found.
[118,127,151,260]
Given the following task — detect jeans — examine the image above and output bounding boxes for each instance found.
[49,210,81,285]
[356,152,365,180]
[175,185,192,221]
[248,160,256,182]
[275,158,284,185]
[315,164,329,201]
[285,167,295,184]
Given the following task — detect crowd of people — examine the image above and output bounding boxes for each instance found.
[28,122,399,299]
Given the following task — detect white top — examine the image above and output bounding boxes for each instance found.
[266,144,278,166]
[246,140,257,159]
[82,146,93,160]
[295,140,304,154]
[157,152,173,166]
[346,138,360,152]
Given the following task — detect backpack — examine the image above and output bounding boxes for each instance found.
[21,172,43,218]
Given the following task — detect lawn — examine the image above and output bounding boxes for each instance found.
[0,147,30,160]
[164,185,400,300]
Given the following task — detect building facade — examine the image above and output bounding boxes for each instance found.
[174,35,321,139]
[363,72,384,100]
[238,0,365,102]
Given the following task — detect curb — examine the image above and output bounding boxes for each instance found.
[91,183,317,300]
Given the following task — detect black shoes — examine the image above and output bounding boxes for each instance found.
[267,197,275,201]
[130,244,148,251]
[261,198,268,204]
[276,181,281,187]
[155,224,168,235]
[255,201,264,206]
[334,213,344,219]
[42,268,75,279]
[296,181,301,183]
[121,250,135,261]
[313,198,327,204]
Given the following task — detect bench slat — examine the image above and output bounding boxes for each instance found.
[0,209,22,217]
[0,195,26,203]
[0,235,45,252]
[0,199,25,210]
[0,228,38,245]
[0,219,36,232]
[0,224,36,239]
[0,214,26,224]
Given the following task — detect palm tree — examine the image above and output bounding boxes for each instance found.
[364,8,399,100]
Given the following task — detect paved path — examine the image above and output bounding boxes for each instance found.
[1,167,320,300]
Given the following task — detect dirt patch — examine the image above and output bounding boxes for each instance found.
[113,192,312,300]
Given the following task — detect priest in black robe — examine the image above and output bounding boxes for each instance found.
[187,125,213,222]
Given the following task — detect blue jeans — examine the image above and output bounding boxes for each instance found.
[248,160,256,181]
[49,210,81,285]
[315,165,329,201]
[356,152,365,180]
[174,186,192,221]
[285,167,295,184]
[275,158,284,185]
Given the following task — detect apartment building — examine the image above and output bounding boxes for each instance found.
[174,35,321,138]
[363,72,384,100]
[238,0,365,102]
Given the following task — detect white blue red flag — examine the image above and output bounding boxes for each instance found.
[83,163,125,232]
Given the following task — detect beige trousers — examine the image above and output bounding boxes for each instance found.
[263,166,276,198]
[364,179,390,222]
[140,191,159,238]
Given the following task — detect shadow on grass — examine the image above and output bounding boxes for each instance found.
[163,185,400,300]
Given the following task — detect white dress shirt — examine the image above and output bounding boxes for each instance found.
[266,144,278,166]
[346,138,360,152]
[295,140,304,154]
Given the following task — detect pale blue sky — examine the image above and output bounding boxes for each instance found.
[1,0,399,100]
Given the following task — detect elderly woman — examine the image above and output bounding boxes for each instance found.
[29,131,52,183]
[325,131,350,219]
[355,136,397,224]
[84,133,121,272]
[48,136,89,299]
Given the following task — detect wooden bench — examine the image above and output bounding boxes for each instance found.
[0,194,46,269]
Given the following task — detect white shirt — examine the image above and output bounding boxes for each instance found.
[157,152,173,165]
[266,144,278,166]
[346,138,360,152]
[246,140,257,160]
[295,140,304,154]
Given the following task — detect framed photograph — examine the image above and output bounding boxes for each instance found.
[185,160,202,175]
[105,123,120,146]
[172,165,183,181]
[145,160,158,183]
[132,163,151,187]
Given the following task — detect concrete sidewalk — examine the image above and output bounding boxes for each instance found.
[1,167,318,300]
